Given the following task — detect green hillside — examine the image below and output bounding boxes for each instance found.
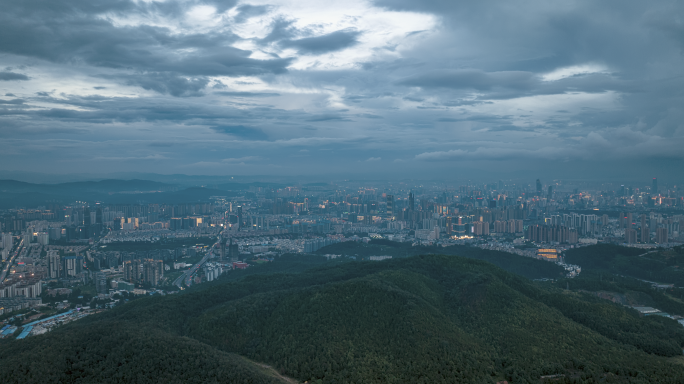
[0,323,292,384]
[3,255,684,383]
[316,240,565,279]
[565,244,684,285]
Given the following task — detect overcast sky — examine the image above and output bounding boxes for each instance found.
[1,0,683,181]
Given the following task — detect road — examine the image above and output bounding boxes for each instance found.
[174,235,222,288]
[172,252,212,288]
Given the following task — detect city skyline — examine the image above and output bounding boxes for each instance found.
[1,0,684,178]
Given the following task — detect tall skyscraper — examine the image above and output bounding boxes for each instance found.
[386,195,394,219]
[652,177,658,194]
[62,256,83,277]
[143,259,163,285]
[625,228,637,244]
[536,179,542,195]
[640,214,649,243]
[220,238,226,262]
[547,185,553,198]
[656,227,668,244]
[48,251,60,279]
[408,192,415,212]
[1,233,12,250]
[95,272,108,294]
[229,238,239,262]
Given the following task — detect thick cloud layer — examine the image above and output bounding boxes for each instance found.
[0,0,683,180]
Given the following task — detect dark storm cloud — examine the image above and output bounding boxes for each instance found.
[281,30,361,54]
[210,125,268,140]
[0,99,25,105]
[215,91,282,97]
[1,0,684,178]
[306,114,352,122]
[0,72,29,81]
[112,73,210,97]
[260,18,297,44]
[398,69,535,91]
[0,0,288,96]
[234,4,271,23]
[0,13,289,76]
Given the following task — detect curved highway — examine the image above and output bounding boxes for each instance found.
[173,234,222,288]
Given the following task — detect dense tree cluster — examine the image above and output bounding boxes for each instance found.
[2,254,684,383]
[316,240,565,279]
[565,245,684,285]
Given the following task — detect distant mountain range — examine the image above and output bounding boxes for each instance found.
[0,179,285,208]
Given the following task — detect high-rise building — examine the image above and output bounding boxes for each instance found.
[123,260,142,283]
[96,205,103,224]
[601,214,609,226]
[143,259,163,286]
[84,207,91,226]
[652,177,658,194]
[625,228,637,244]
[37,232,49,246]
[1,233,12,250]
[454,217,466,237]
[229,238,239,262]
[220,238,226,261]
[170,218,182,231]
[536,179,542,196]
[640,215,649,243]
[62,256,83,277]
[47,251,60,279]
[95,272,108,294]
[408,192,415,212]
[547,185,553,198]
[656,227,668,244]
[386,195,394,219]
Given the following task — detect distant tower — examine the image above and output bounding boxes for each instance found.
[652,178,658,194]
[229,238,239,262]
[640,214,649,243]
[547,185,553,198]
[220,237,226,262]
[536,179,542,196]
[386,195,394,219]
[408,192,415,212]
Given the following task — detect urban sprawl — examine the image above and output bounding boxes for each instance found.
[1,177,682,338]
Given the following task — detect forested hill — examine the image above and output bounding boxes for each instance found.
[316,239,565,279]
[3,255,684,383]
[565,244,684,285]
